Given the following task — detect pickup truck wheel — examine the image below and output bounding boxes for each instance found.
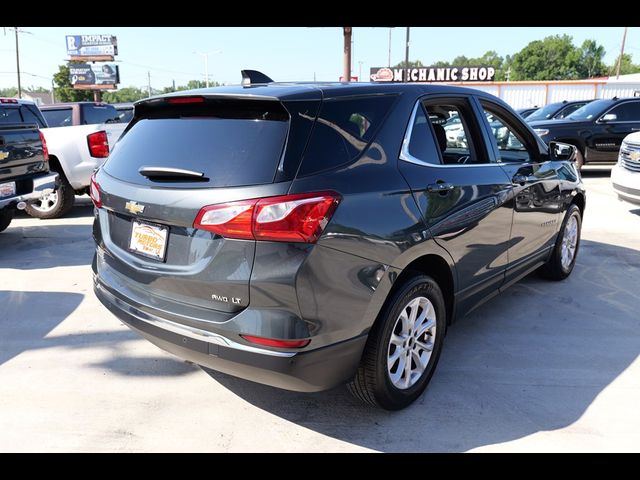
[0,209,13,233]
[25,176,75,219]
[347,274,446,410]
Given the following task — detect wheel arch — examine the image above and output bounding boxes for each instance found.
[47,155,69,183]
[571,191,586,217]
[387,254,456,326]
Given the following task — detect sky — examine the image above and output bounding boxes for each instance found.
[0,27,638,91]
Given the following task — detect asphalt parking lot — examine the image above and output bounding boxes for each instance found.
[1,167,638,452]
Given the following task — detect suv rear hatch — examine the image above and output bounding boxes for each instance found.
[94,93,319,325]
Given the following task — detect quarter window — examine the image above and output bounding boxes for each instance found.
[297,95,397,176]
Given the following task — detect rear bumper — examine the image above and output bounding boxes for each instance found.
[0,172,58,209]
[94,278,367,392]
[612,164,640,205]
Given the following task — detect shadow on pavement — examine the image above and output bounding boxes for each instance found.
[204,239,640,452]
[580,167,611,178]
[0,290,85,365]
[0,222,94,269]
[0,289,197,378]
[90,356,198,377]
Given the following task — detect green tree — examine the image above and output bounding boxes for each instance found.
[0,87,18,97]
[510,35,583,80]
[53,63,93,102]
[578,40,607,78]
[393,60,424,69]
[610,53,640,76]
[27,86,49,93]
[161,79,221,93]
[103,87,148,103]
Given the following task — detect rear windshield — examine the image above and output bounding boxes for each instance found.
[0,106,22,124]
[104,108,289,188]
[42,108,72,127]
[115,107,134,124]
[81,104,119,125]
[0,105,46,127]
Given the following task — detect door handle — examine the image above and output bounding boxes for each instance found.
[512,174,529,185]
[632,128,640,131]
[427,182,455,193]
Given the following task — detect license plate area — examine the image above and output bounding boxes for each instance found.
[0,182,16,199]
[129,220,169,261]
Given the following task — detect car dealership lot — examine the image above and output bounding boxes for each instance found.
[1,169,639,452]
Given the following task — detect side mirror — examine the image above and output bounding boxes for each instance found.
[549,141,577,162]
[600,113,617,123]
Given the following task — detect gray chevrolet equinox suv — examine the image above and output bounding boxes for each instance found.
[92,75,585,410]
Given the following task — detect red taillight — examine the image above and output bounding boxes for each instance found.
[167,96,205,104]
[193,199,256,240]
[240,334,310,349]
[87,131,109,158]
[193,192,341,243]
[90,173,102,208]
[38,130,49,162]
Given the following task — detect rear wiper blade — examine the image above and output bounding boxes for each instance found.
[138,166,207,180]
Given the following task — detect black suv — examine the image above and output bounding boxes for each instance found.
[530,97,640,169]
[92,76,585,410]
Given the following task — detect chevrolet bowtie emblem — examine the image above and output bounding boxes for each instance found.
[125,201,145,215]
[0,151,9,160]
[630,150,640,162]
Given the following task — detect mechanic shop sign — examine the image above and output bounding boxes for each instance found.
[370,66,496,83]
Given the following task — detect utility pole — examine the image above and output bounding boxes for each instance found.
[388,27,393,67]
[193,51,221,88]
[343,27,352,82]
[14,27,22,98]
[405,27,410,70]
[51,78,55,104]
[615,27,628,80]
[358,61,363,82]
[147,71,151,97]
[172,79,176,92]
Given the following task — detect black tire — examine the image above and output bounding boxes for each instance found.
[25,174,75,219]
[538,204,582,281]
[0,209,13,233]
[348,274,446,410]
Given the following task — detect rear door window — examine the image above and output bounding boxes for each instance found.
[103,100,290,189]
[297,95,397,176]
[81,104,119,125]
[42,108,73,127]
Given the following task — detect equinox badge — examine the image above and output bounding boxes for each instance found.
[125,201,145,215]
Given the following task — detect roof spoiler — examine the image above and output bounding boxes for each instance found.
[241,70,274,86]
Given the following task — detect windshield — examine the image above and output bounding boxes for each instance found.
[526,103,562,121]
[566,100,612,121]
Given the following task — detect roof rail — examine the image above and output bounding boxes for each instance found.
[241,70,274,86]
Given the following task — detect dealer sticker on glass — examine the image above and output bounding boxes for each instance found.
[0,182,16,199]
[129,221,168,261]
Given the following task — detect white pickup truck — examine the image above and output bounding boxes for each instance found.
[27,102,127,218]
